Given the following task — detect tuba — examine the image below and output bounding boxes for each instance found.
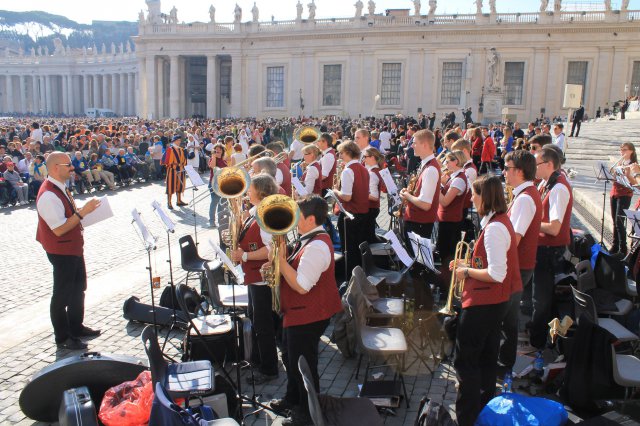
[256,194,300,313]
[213,166,251,256]
[439,232,473,316]
[294,126,321,144]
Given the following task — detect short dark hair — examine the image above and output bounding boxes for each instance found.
[249,144,266,157]
[528,134,551,147]
[444,131,461,142]
[266,142,283,153]
[337,140,361,159]
[297,195,328,226]
[541,144,563,168]
[320,133,333,146]
[472,175,507,217]
[250,174,279,199]
[504,150,537,181]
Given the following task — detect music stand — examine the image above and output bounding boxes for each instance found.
[594,162,616,246]
[325,189,354,283]
[185,165,206,245]
[131,209,160,335]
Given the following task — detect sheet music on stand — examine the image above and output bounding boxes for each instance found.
[382,230,414,268]
[131,208,157,250]
[185,164,205,187]
[291,177,308,197]
[594,161,615,183]
[408,231,437,273]
[379,168,401,209]
[151,200,175,233]
[623,209,640,237]
[208,238,245,284]
[325,190,354,220]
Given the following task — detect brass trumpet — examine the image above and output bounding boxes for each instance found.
[439,232,473,316]
[256,194,300,314]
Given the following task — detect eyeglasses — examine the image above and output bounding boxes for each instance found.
[57,163,72,167]
[529,146,539,151]
[503,166,517,171]
[536,161,548,166]
[363,155,372,158]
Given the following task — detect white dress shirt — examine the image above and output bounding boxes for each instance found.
[295,226,332,292]
[290,139,303,161]
[320,148,336,179]
[17,158,32,174]
[366,165,380,200]
[463,161,477,186]
[36,177,74,230]
[479,211,511,282]
[339,160,358,196]
[417,155,439,204]
[447,169,467,194]
[379,131,392,152]
[509,181,536,237]
[547,180,571,224]
[553,133,565,151]
[275,168,283,185]
[304,161,320,193]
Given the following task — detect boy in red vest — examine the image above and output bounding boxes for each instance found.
[271,195,342,426]
[316,133,336,196]
[36,152,102,350]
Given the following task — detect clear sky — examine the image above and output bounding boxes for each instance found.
[3,0,639,24]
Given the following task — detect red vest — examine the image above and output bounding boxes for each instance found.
[611,181,633,198]
[507,184,542,270]
[238,218,267,284]
[403,157,441,224]
[339,162,370,214]
[277,162,292,197]
[320,148,337,190]
[368,167,383,210]
[302,162,322,195]
[462,213,521,308]
[437,170,467,222]
[463,162,477,209]
[539,173,573,247]
[36,180,84,256]
[280,233,342,327]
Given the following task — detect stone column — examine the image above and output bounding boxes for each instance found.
[83,75,90,112]
[137,58,146,118]
[5,76,14,112]
[31,76,39,113]
[170,55,180,118]
[39,76,46,113]
[62,75,69,115]
[111,73,118,113]
[146,56,157,119]
[45,75,53,114]
[128,72,136,116]
[93,75,101,109]
[67,76,75,115]
[102,74,109,109]
[119,73,127,115]
[157,59,165,117]
[206,55,217,118]
[18,75,26,113]
[230,54,242,117]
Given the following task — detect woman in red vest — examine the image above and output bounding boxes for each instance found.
[230,174,279,385]
[363,147,386,244]
[609,142,637,255]
[451,175,521,426]
[271,195,342,426]
[301,144,322,195]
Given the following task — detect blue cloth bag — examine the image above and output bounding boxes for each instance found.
[475,393,568,426]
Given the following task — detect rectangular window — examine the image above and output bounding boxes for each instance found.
[381,63,402,106]
[440,62,463,105]
[567,61,588,103]
[503,62,525,105]
[322,64,342,106]
[266,66,284,108]
[631,61,640,97]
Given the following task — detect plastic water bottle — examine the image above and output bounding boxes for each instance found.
[534,351,544,377]
[503,371,513,393]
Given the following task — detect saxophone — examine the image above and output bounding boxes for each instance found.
[333,160,344,189]
[394,172,419,217]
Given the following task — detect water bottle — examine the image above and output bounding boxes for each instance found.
[503,371,513,393]
[533,351,544,377]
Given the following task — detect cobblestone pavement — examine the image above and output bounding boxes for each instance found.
[0,170,590,425]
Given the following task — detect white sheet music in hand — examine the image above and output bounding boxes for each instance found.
[291,177,308,196]
[208,238,245,284]
[383,230,414,268]
[81,196,112,227]
[151,200,175,233]
[408,232,436,272]
[185,164,205,187]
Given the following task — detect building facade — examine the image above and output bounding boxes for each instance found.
[1,1,640,123]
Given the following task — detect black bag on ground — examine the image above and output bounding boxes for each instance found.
[58,386,98,426]
[414,396,456,426]
[571,230,596,261]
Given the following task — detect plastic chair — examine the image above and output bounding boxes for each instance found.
[611,345,640,399]
[179,235,211,289]
[203,263,249,313]
[575,260,632,316]
[359,241,406,296]
[352,266,404,320]
[570,286,638,343]
[141,326,213,402]
[594,251,634,299]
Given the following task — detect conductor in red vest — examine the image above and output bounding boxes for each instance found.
[271,195,342,426]
[452,175,521,426]
[36,152,102,350]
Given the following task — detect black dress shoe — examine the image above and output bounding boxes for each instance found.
[167,204,174,210]
[74,326,101,338]
[176,201,188,207]
[56,337,88,350]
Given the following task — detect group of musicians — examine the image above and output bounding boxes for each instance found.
[155,127,580,426]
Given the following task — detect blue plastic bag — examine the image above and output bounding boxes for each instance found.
[475,393,568,426]
[590,243,607,270]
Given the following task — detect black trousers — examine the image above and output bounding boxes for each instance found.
[499,270,532,368]
[610,195,631,251]
[365,208,380,244]
[47,253,87,343]
[337,212,366,280]
[403,220,434,256]
[455,301,508,426]
[281,319,330,417]
[247,285,278,376]
[570,120,581,137]
[437,221,463,288]
[531,246,565,349]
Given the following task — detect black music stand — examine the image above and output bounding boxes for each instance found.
[594,161,616,246]
[325,189,354,284]
[131,209,160,336]
[184,165,206,246]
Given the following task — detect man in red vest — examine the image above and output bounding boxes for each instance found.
[500,150,542,368]
[530,147,573,351]
[36,152,102,350]
[271,195,342,426]
[316,133,336,196]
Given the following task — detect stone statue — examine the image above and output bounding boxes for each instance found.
[475,0,482,14]
[368,0,376,16]
[489,0,496,14]
[487,48,500,90]
[209,5,215,23]
[92,43,98,55]
[126,41,132,53]
[37,46,42,56]
[118,42,124,54]
[251,2,259,22]
[53,38,65,55]
[539,0,548,12]
[428,0,437,16]
[354,0,363,18]
[621,0,629,11]
[110,42,116,54]
[169,6,178,24]
[308,0,316,20]
[44,46,49,56]
[30,47,36,57]
[296,1,303,20]
[553,0,561,13]
[413,0,421,16]
[138,9,145,23]
[604,0,611,11]
[234,3,242,23]
[101,43,106,54]
[146,0,162,24]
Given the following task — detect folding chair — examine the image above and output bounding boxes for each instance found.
[180,235,212,291]
[359,241,408,297]
[575,260,632,316]
[611,344,640,399]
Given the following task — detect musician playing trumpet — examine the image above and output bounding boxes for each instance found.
[451,175,521,426]
[229,175,279,385]
[301,144,323,195]
[609,142,637,255]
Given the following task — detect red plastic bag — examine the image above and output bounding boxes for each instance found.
[99,370,154,426]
